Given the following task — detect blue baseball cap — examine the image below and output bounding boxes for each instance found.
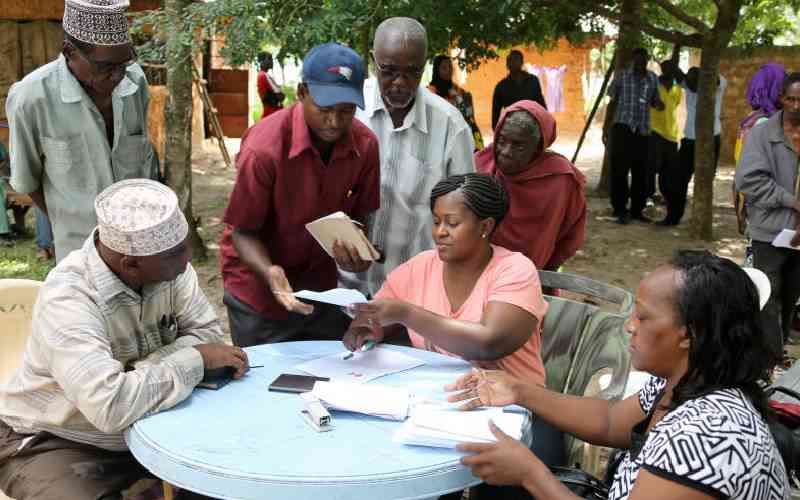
[302,43,366,109]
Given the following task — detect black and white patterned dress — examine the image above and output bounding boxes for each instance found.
[608,376,789,500]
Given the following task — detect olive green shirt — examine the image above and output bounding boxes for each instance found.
[7,55,159,261]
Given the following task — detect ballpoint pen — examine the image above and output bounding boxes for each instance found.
[343,340,376,360]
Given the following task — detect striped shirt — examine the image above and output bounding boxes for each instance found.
[0,231,222,451]
[342,79,475,296]
[608,67,659,135]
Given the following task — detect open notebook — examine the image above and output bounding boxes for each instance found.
[306,211,380,261]
[394,408,526,449]
[311,381,410,421]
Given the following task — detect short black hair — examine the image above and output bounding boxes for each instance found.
[782,72,800,94]
[632,47,648,59]
[64,31,94,54]
[429,173,509,231]
[668,250,772,415]
[508,50,523,60]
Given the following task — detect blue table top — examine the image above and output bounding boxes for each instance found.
[126,341,511,500]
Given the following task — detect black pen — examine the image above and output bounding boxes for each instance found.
[249,365,264,368]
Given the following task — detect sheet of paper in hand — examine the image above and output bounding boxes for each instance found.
[293,288,368,307]
[294,346,425,384]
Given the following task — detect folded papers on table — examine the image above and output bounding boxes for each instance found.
[311,381,410,421]
[394,408,526,449]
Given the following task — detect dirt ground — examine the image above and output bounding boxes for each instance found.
[189,133,748,338]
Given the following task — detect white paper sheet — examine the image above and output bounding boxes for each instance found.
[772,229,800,249]
[294,346,425,384]
[293,288,368,307]
[311,381,410,420]
[394,408,526,448]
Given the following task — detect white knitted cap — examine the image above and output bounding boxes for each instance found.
[95,179,188,256]
[63,0,131,46]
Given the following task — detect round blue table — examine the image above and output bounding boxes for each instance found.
[125,341,520,500]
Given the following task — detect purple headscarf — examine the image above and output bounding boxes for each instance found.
[746,63,786,115]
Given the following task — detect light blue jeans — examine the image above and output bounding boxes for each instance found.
[35,208,53,251]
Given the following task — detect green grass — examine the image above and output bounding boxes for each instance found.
[0,236,54,281]
[0,210,54,281]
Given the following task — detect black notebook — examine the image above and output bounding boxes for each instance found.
[268,374,330,394]
[197,366,236,390]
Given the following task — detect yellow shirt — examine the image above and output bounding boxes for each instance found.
[650,83,683,143]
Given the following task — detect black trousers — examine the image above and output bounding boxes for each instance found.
[645,132,678,201]
[662,135,720,224]
[223,289,350,347]
[752,240,800,362]
[610,124,649,217]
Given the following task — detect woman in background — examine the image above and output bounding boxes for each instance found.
[429,55,484,151]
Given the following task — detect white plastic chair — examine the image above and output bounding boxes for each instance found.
[0,279,42,500]
[0,279,42,384]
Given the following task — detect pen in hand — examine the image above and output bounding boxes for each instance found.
[343,340,376,360]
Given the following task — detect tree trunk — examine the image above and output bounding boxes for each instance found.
[165,0,206,259]
[596,0,642,197]
[689,0,741,240]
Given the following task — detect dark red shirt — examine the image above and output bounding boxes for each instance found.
[220,103,380,320]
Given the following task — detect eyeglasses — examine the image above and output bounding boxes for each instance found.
[68,42,138,77]
[371,55,424,82]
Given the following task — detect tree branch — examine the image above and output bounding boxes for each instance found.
[645,0,710,33]
[591,4,704,47]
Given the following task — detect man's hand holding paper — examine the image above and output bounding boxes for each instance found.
[268,265,314,315]
[332,239,371,273]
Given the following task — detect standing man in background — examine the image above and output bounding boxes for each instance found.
[7,0,159,261]
[491,50,546,129]
[342,17,476,297]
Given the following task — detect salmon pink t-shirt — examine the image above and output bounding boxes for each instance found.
[375,245,548,385]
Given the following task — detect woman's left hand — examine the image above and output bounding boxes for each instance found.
[349,299,409,326]
[458,420,540,486]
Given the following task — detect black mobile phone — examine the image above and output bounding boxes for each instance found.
[268,374,330,394]
[196,366,236,390]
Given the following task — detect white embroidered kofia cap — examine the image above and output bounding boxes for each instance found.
[63,0,131,46]
[95,179,188,256]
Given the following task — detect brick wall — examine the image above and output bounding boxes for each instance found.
[719,46,799,164]
[462,39,598,140]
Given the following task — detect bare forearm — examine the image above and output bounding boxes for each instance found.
[231,229,275,286]
[514,383,627,448]
[399,305,512,360]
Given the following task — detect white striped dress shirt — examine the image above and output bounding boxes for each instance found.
[343,79,476,296]
[0,231,223,451]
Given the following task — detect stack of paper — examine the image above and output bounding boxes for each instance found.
[294,346,425,384]
[311,381,410,421]
[394,408,526,449]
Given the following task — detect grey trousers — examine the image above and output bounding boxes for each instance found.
[223,290,351,347]
[752,240,800,361]
[0,419,147,500]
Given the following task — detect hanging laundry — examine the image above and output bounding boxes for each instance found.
[544,65,567,112]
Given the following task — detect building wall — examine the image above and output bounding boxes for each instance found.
[462,39,598,141]
[718,45,799,165]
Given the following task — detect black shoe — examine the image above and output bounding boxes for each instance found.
[615,214,630,225]
[631,213,652,223]
[0,234,14,247]
[656,218,678,227]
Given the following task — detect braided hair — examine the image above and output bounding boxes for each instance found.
[429,173,509,232]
